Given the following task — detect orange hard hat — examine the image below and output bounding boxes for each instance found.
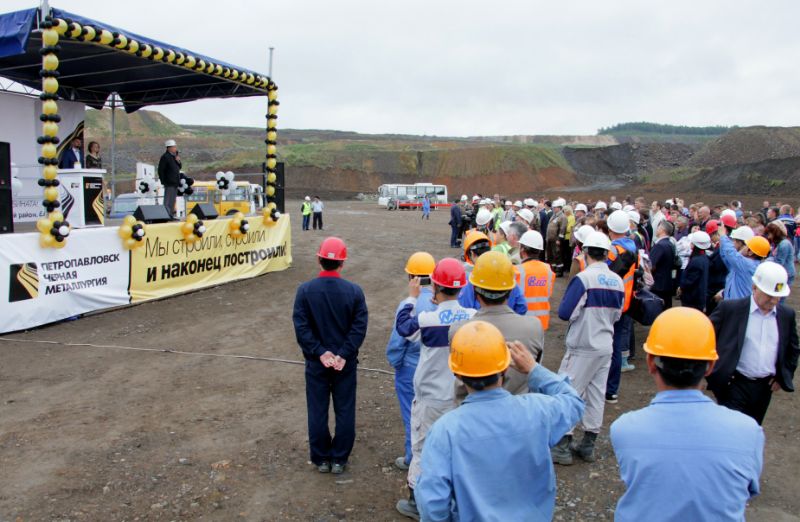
[405,251,436,276]
[643,307,717,361]
[317,237,347,261]
[745,236,770,258]
[449,320,511,377]
[431,258,467,289]
[463,231,491,264]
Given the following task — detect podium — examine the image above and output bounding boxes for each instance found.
[57,169,106,228]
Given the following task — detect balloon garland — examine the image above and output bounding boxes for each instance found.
[263,82,281,225]
[228,212,250,239]
[215,171,235,195]
[137,175,156,195]
[177,172,195,197]
[181,213,205,243]
[117,214,146,250]
[36,16,68,248]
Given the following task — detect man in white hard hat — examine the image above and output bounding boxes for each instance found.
[301,196,313,231]
[516,208,535,230]
[594,201,607,219]
[503,200,516,222]
[574,203,587,220]
[157,139,181,218]
[707,261,799,425]
[553,231,625,465]
[518,230,555,331]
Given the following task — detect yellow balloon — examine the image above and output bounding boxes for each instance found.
[69,23,82,38]
[231,219,241,230]
[267,202,276,211]
[247,74,255,84]
[266,185,275,197]
[43,77,59,94]
[267,144,277,155]
[206,63,215,74]
[42,29,59,47]
[36,218,52,233]
[268,89,278,101]
[140,44,152,58]
[267,131,277,142]
[152,47,164,60]
[42,99,58,115]
[127,40,139,54]
[43,121,58,137]
[123,215,137,226]
[268,104,279,116]
[115,35,128,49]
[43,54,59,71]
[49,211,64,222]
[215,64,222,75]
[82,26,96,41]
[53,238,67,249]
[196,59,206,70]
[181,222,194,235]
[267,172,277,183]
[43,165,58,180]
[175,52,185,64]
[234,212,244,220]
[44,186,59,201]
[41,143,57,158]
[166,50,175,62]
[266,158,277,170]
[118,225,133,238]
[54,19,68,36]
[186,213,198,224]
[230,70,239,80]
[124,238,139,250]
[185,233,198,243]
[40,233,56,248]
[185,56,196,68]
[99,30,113,45]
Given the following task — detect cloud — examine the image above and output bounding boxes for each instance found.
[4,0,800,135]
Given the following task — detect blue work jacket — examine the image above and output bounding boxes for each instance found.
[385,286,436,369]
[457,282,528,315]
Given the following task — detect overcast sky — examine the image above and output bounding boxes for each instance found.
[6,0,800,135]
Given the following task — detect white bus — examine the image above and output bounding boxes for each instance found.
[377,183,449,210]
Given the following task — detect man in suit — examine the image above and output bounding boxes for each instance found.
[448,199,462,248]
[58,136,84,169]
[157,139,181,218]
[648,220,676,309]
[707,261,798,424]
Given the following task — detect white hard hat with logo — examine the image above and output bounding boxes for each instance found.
[689,231,712,250]
[607,210,631,234]
[752,261,790,297]
[583,231,612,251]
[730,226,755,242]
[519,230,544,250]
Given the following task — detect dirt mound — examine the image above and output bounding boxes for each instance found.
[563,143,698,179]
[688,126,800,168]
[672,156,800,196]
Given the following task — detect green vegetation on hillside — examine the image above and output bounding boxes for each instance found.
[599,122,731,137]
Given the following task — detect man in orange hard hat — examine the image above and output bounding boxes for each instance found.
[611,307,763,521]
[293,237,368,475]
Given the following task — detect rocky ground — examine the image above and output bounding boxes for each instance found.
[1,201,799,521]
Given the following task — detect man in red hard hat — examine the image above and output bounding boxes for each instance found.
[293,237,368,475]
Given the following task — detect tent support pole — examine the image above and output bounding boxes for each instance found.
[111,92,116,201]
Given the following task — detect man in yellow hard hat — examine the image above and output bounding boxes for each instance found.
[450,251,544,399]
[415,321,584,520]
[386,252,437,471]
[460,232,528,315]
[611,307,764,521]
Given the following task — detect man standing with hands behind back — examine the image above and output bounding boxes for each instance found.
[293,237,368,474]
[158,139,181,218]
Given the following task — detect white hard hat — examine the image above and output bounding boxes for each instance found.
[720,208,737,220]
[610,202,623,211]
[552,198,566,208]
[505,200,512,206]
[472,195,480,201]
[689,231,712,250]
[461,194,468,202]
[573,224,595,244]
[519,230,544,250]
[627,210,641,224]
[607,210,631,234]
[730,226,755,242]
[665,199,674,206]
[513,200,523,207]
[499,221,513,236]
[476,208,493,226]
[752,261,791,297]
[583,231,612,251]
[304,196,311,201]
[623,205,635,212]
[165,139,177,147]
[575,203,588,213]
[524,198,536,207]
[516,208,534,224]
[594,201,607,210]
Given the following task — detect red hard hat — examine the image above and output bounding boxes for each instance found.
[431,258,467,289]
[720,214,737,228]
[705,219,719,235]
[317,237,347,260]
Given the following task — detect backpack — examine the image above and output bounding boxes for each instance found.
[608,247,638,279]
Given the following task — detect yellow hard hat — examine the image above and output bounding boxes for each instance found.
[745,236,770,258]
[405,251,435,276]
[643,307,718,361]
[469,251,515,291]
[449,321,511,377]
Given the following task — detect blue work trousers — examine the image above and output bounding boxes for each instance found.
[394,364,416,465]
[305,359,357,465]
[302,214,310,230]
[606,314,632,396]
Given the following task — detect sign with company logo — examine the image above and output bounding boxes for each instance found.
[0,227,129,333]
[129,215,292,303]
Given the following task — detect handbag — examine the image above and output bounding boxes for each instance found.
[628,288,664,326]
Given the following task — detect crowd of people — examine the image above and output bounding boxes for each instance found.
[293,193,798,521]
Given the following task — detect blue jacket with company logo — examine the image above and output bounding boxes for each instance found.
[396,298,476,403]
[458,282,528,315]
[719,235,759,300]
[385,286,437,369]
[558,262,624,355]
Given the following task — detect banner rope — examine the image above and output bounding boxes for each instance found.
[0,337,393,376]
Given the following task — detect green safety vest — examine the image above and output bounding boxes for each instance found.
[302,202,312,216]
